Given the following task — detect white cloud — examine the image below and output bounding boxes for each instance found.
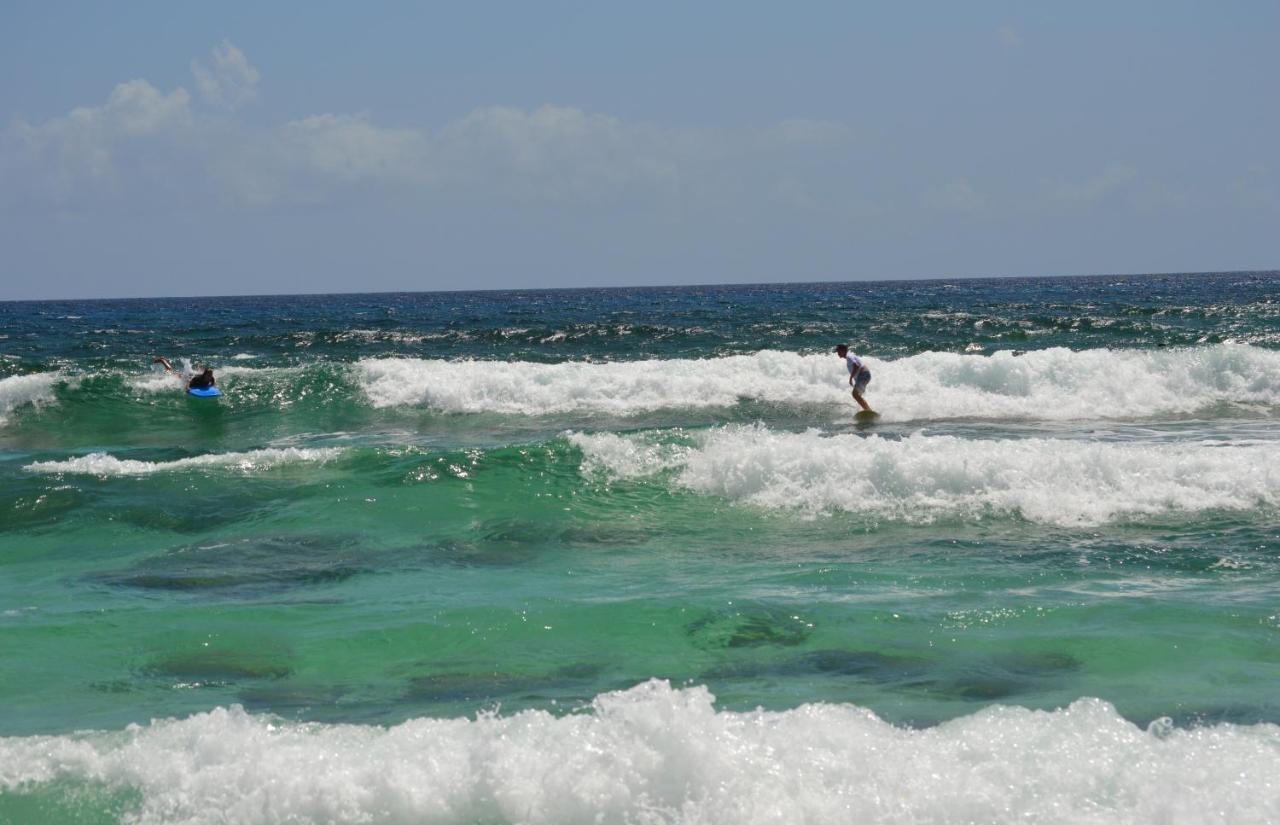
[93,79,193,136]
[432,105,690,199]
[925,180,987,214]
[1231,163,1275,208]
[1129,180,1191,213]
[1047,164,1137,209]
[1035,165,1200,215]
[202,104,701,206]
[280,113,429,182]
[3,44,873,211]
[7,56,1213,231]
[997,26,1022,48]
[197,113,433,207]
[3,79,192,198]
[769,118,852,145]
[191,41,260,110]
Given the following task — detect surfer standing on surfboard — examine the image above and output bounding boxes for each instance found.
[153,357,216,391]
[834,344,873,413]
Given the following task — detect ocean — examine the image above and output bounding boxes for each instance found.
[1,271,1279,823]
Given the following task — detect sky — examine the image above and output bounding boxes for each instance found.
[1,1,1276,299]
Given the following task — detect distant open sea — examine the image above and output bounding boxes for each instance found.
[2,271,1279,823]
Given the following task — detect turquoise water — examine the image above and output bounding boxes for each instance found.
[2,272,1280,823]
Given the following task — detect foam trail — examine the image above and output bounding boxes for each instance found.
[0,372,62,425]
[129,363,284,395]
[357,344,1280,420]
[572,427,1280,525]
[24,447,341,476]
[2,681,1278,825]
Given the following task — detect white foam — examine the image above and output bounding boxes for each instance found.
[129,364,293,394]
[355,344,1280,421]
[24,447,341,477]
[572,427,1280,525]
[881,344,1280,421]
[356,351,853,415]
[0,372,62,425]
[129,373,188,394]
[2,681,1278,825]
[214,365,279,378]
[572,430,694,479]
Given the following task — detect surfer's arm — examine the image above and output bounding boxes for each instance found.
[153,357,175,374]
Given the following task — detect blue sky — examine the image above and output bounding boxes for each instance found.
[1,1,1276,299]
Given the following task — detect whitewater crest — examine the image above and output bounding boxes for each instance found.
[572,426,1280,526]
[24,447,341,476]
[0,372,63,426]
[128,364,287,395]
[1,680,1278,825]
[356,344,1280,420]
[355,350,841,415]
[5,344,1278,427]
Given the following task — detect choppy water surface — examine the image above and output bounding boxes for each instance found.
[2,272,1279,824]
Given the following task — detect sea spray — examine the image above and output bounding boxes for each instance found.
[24,447,342,476]
[0,372,63,426]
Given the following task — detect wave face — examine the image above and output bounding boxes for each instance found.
[3,681,1279,825]
[356,343,1280,420]
[875,343,1280,420]
[572,426,1280,525]
[356,351,839,414]
[2,344,1277,434]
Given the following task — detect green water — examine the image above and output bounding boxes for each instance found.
[4,431,1279,734]
[2,275,1280,823]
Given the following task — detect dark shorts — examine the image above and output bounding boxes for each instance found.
[853,369,871,393]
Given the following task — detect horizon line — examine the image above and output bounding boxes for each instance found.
[3,267,1277,304]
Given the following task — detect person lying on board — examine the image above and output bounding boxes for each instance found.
[834,344,873,413]
[153,357,216,390]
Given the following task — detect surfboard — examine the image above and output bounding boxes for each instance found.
[187,386,223,398]
[854,410,880,422]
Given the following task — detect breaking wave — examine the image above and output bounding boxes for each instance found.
[357,344,1280,420]
[572,426,1280,525]
[2,680,1278,825]
[24,447,341,476]
[0,372,63,426]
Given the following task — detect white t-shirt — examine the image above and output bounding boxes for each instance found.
[845,353,865,375]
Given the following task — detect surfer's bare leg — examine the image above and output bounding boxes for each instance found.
[852,389,872,412]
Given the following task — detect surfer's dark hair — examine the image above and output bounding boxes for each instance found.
[834,344,848,353]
